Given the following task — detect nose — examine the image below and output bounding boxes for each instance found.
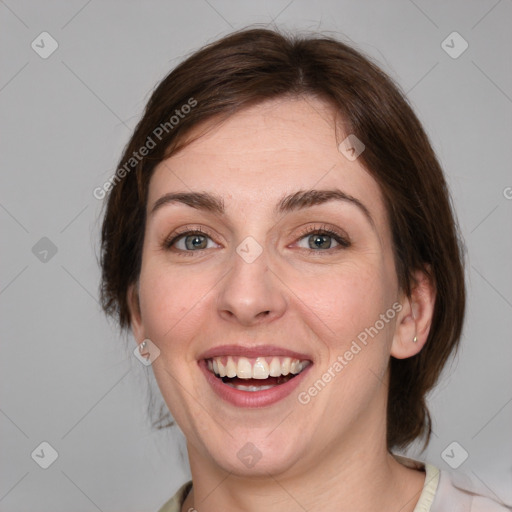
[216,245,287,327]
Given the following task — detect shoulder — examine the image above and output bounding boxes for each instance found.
[156,481,193,512]
[157,468,512,512]
[394,454,511,511]
[431,468,512,512]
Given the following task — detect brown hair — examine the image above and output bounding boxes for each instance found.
[99,27,466,451]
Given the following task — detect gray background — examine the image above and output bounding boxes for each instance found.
[1,0,511,510]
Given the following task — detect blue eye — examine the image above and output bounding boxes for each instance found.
[164,225,350,254]
[169,231,217,251]
[296,228,350,251]
[299,233,338,250]
[299,225,351,252]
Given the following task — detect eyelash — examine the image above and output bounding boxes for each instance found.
[296,225,351,250]
[163,224,351,254]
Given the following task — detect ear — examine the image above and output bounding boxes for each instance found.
[127,282,145,342]
[391,267,436,359]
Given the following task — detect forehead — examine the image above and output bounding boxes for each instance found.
[148,97,387,225]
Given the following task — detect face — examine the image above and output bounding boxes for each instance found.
[130,97,404,477]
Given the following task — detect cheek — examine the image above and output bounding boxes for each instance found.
[291,256,398,406]
[293,258,395,341]
[136,260,213,422]
[290,261,397,427]
[137,254,225,358]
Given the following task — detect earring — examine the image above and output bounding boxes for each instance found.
[413,336,418,343]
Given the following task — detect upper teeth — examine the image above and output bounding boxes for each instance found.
[207,356,310,379]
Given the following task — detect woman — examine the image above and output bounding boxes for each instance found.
[99,28,509,511]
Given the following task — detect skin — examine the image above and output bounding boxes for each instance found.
[128,96,435,512]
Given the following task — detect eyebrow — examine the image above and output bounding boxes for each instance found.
[150,189,375,227]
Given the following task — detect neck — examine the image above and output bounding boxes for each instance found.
[181,403,425,512]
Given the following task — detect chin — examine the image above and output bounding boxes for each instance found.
[201,429,308,478]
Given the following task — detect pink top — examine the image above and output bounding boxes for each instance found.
[158,456,512,511]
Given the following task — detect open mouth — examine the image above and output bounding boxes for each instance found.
[205,356,311,392]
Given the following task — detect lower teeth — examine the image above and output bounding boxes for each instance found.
[225,383,276,392]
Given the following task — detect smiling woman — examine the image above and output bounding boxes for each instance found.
[99,28,507,512]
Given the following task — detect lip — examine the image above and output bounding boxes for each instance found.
[198,357,313,408]
[198,344,313,361]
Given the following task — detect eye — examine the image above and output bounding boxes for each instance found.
[165,229,219,252]
[163,225,350,254]
[295,226,350,251]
